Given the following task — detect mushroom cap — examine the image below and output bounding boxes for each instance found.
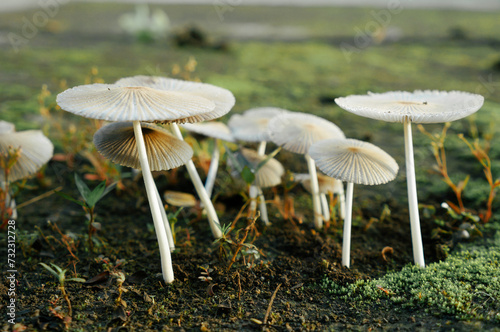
[0,121,15,134]
[93,122,193,171]
[294,172,341,194]
[308,138,398,186]
[335,90,484,124]
[0,130,54,182]
[267,112,345,154]
[57,83,216,123]
[228,107,289,142]
[181,121,235,142]
[238,148,284,188]
[115,75,236,123]
[164,190,197,207]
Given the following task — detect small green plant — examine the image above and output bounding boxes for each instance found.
[39,262,86,329]
[58,174,116,252]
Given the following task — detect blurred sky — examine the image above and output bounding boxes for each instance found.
[2,0,500,12]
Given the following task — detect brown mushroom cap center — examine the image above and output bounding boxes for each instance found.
[396,101,427,105]
[347,147,360,153]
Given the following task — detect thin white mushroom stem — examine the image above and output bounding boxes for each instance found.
[154,185,175,252]
[204,138,220,199]
[342,182,354,268]
[257,187,270,225]
[132,121,174,283]
[305,154,323,229]
[248,185,259,218]
[254,141,270,225]
[320,193,330,222]
[404,118,425,268]
[257,141,267,155]
[338,182,346,220]
[170,123,223,239]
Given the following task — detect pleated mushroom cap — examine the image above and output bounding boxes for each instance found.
[228,107,289,142]
[268,112,345,154]
[294,173,340,194]
[93,122,193,171]
[239,148,284,188]
[164,191,197,207]
[115,75,236,123]
[181,121,235,142]
[0,130,54,182]
[309,138,398,186]
[0,121,15,134]
[56,83,217,123]
[335,90,484,123]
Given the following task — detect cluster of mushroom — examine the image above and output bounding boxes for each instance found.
[55,75,484,282]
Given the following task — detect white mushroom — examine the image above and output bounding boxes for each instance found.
[93,121,193,255]
[115,75,236,240]
[268,112,345,229]
[0,125,53,224]
[57,77,234,283]
[335,90,484,267]
[309,138,399,268]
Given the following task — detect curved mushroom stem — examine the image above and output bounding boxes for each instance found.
[249,185,258,218]
[154,185,175,252]
[404,119,425,268]
[338,182,346,220]
[257,141,267,155]
[320,193,330,222]
[342,182,354,268]
[305,154,323,229]
[171,123,222,239]
[204,138,220,199]
[133,121,174,283]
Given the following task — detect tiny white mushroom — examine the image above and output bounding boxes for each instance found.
[309,138,399,268]
[335,90,484,267]
[0,125,53,223]
[268,112,345,229]
[294,173,344,222]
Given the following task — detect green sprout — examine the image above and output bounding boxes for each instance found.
[39,262,86,328]
[58,174,116,252]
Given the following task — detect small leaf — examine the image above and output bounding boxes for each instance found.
[86,181,107,208]
[99,181,117,200]
[56,191,87,208]
[66,277,86,283]
[39,262,59,279]
[241,166,255,185]
[74,173,91,202]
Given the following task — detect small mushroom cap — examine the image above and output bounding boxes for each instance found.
[294,172,342,194]
[238,148,284,188]
[115,75,236,123]
[228,107,289,142]
[164,190,197,207]
[57,83,216,122]
[93,122,193,171]
[181,121,235,142]
[0,121,15,134]
[308,138,398,186]
[335,90,484,123]
[268,112,345,154]
[0,130,54,182]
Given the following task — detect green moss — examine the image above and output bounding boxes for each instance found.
[322,238,500,321]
